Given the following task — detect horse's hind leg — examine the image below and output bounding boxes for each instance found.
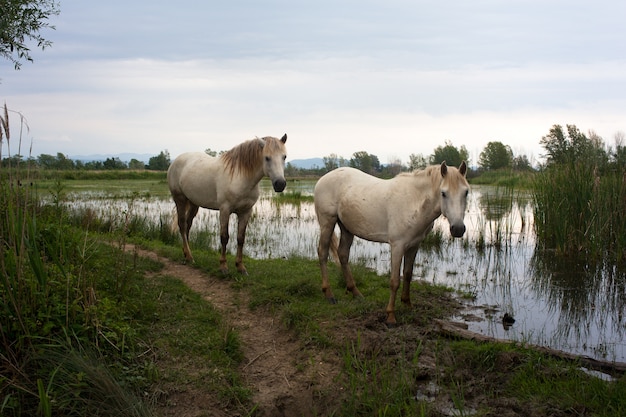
[337,222,363,299]
[317,214,337,303]
[183,203,199,258]
[235,210,252,275]
[173,195,196,262]
[218,208,231,274]
[400,246,419,307]
[385,246,405,326]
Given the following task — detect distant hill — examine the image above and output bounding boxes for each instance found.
[288,158,324,169]
[70,153,153,163]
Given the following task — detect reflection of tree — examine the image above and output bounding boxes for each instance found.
[478,190,513,221]
[530,250,626,352]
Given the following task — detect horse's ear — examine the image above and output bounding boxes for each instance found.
[256,137,266,148]
[440,161,448,177]
[281,134,287,143]
[459,161,467,176]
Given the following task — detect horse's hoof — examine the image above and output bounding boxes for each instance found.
[385,321,398,329]
[327,297,337,305]
[502,313,515,330]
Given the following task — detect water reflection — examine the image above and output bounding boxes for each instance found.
[63,183,626,363]
[528,253,626,360]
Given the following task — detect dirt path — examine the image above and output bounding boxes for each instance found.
[128,245,340,417]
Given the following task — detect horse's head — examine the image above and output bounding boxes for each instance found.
[260,134,288,192]
[439,161,469,238]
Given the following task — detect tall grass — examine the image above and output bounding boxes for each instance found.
[533,162,626,263]
[0,104,157,416]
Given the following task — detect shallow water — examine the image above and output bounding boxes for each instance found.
[65,181,626,363]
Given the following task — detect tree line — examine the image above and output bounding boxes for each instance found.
[3,125,624,176]
[303,125,624,177]
[0,150,172,171]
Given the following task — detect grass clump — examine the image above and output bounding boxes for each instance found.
[533,162,626,263]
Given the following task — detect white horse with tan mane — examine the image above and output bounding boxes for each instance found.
[314,161,469,326]
[167,134,287,274]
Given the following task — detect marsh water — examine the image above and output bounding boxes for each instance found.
[65,180,626,364]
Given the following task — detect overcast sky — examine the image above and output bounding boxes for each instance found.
[2,0,625,165]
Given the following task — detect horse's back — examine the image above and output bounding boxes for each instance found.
[314,167,388,224]
[315,167,385,203]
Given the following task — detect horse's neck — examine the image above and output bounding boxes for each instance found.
[408,173,443,218]
[235,165,265,193]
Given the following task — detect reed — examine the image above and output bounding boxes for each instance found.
[0,106,161,416]
[532,162,626,263]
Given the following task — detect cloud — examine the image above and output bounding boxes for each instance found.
[2,1,625,164]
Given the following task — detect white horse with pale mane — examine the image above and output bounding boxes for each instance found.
[167,134,287,274]
[314,161,469,326]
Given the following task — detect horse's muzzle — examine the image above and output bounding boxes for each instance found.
[450,224,466,238]
[273,179,287,193]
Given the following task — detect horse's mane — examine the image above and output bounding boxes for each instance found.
[401,164,465,191]
[220,137,275,178]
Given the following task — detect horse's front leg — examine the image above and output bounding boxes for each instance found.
[385,247,404,327]
[218,209,231,275]
[401,246,419,307]
[235,210,252,275]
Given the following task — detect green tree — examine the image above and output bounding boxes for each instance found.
[385,157,402,177]
[1,0,60,69]
[430,140,469,167]
[84,160,104,170]
[54,152,74,170]
[540,124,608,168]
[128,158,145,170]
[323,153,347,172]
[349,151,380,174]
[103,157,127,170]
[407,153,428,171]
[512,154,532,171]
[37,153,56,169]
[478,141,513,171]
[147,150,170,171]
[37,152,74,169]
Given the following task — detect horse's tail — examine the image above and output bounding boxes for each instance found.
[328,233,339,262]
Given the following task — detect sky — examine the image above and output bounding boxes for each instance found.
[1,0,625,166]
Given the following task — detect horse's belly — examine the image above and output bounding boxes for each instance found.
[338,200,389,243]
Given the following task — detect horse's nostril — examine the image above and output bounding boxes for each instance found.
[273,179,286,193]
[450,224,466,238]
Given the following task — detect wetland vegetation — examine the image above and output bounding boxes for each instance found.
[3,112,626,415]
[3,160,626,415]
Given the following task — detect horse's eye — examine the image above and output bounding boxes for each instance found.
[465,190,469,197]
[265,156,271,162]
[283,155,287,161]
[441,191,447,198]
